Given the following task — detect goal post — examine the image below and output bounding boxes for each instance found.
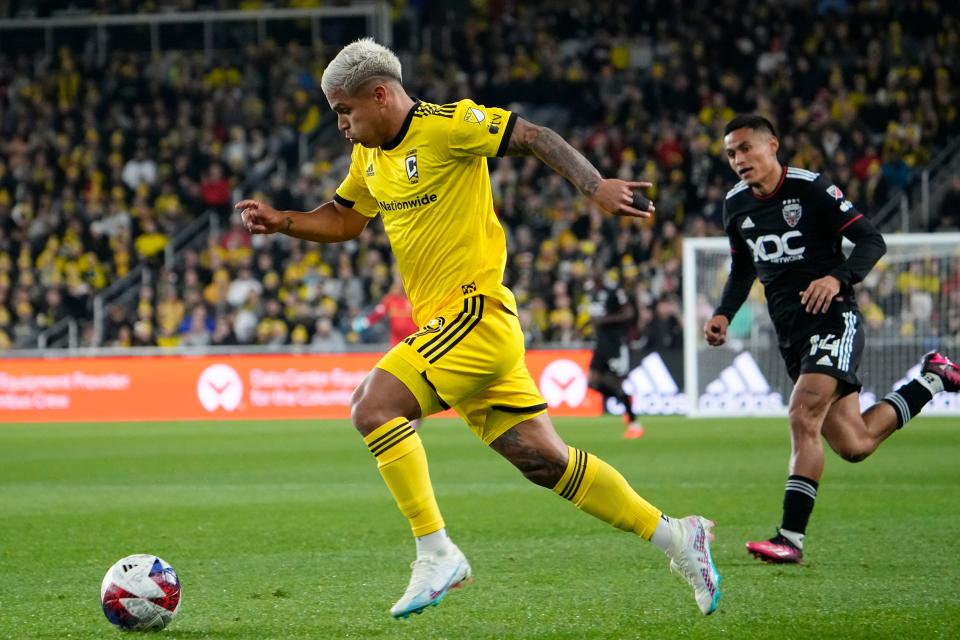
[683,233,960,417]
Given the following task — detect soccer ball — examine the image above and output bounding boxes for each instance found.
[100,554,181,631]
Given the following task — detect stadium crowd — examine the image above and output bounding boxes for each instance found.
[0,0,957,350]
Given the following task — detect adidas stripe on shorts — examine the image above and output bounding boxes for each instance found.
[779,299,864,396]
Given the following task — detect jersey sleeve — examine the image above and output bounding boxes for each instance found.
[333,147,380,218]
[448,99,517,158]
[809,178,865,233]
[713,201,757,320]
[809,178,887,286]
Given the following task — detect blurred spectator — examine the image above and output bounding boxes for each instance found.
[103,304,132,344]
[122,143,158,191]
[934,176,960,231]
[200,163,233,219]
[356,277,417,345]
[227,267,263,308]
[211,314,239,346]
[179,304,214,347]
[311,317,346,352]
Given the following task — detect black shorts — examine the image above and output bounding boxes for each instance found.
[779,303,864,397]
[590,343,630,377]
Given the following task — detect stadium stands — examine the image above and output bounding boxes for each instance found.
[0,0,956,349]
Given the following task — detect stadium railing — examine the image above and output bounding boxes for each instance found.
[873,136,960,231]
[0,4,391,58]
[37,317,80,351]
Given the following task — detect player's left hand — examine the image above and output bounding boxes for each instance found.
[800,276,841,314]
[590,179,655,218]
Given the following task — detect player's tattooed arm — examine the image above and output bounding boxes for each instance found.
[505,117,653,217]
[505,117,601,196]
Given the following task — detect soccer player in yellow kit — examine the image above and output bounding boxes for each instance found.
[237,38,720,618]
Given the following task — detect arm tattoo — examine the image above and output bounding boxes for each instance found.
[284,217,293,232]
[507,120,601,196]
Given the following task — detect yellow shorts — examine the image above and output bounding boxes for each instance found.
[375,294,547,444]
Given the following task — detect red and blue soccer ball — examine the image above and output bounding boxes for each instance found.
[100,554,181,631]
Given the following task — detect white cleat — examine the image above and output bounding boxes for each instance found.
[667,515,722,615]
[390,544,472,619]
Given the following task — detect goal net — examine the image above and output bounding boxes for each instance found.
[682,233,960,417]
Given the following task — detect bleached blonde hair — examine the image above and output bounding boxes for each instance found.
[320,37,403,96]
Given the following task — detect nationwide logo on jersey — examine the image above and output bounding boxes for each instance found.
[826,184,844,200]
[463,107,486,125]
[405,148,419,183]
[742,216,755,229]
[365,163,374,177]
[782,198,803,227]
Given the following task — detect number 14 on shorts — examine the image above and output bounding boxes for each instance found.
[808,334,840,357]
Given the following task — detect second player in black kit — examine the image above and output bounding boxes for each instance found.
[586,272,644,438]
[706,115,960,564]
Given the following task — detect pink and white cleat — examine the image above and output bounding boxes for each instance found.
[746,534,803,564]
[921,351,960,392]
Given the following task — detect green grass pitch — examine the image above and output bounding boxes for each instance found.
[1,416,958,639]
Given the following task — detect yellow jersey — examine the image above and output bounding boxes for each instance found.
[334,99,517,327]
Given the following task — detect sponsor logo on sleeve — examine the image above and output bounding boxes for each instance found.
[488,112,502,134]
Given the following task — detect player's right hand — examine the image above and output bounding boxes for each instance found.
[704,314,729,347]
[235,199,284,234]
[590,179,655,218]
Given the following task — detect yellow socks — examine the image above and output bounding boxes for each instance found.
[552,446,662,539]
[365,423,659,542]
[364,418,444,537]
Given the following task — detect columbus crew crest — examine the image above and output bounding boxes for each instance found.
[405,148,419,183]
[782,198,803,227]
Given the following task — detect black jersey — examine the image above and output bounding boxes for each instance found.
[714,166,886,343]
[588,284,632,350]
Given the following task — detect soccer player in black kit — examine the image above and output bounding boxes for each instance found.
[586,269,645,439]
[705,115,960,563]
